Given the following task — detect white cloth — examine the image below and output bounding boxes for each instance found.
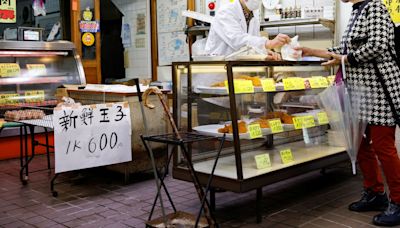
[205,0,267,56]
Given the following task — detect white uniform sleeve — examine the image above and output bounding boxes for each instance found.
[212,8,267,52]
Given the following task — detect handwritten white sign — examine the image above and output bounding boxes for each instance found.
[53,102,132,173]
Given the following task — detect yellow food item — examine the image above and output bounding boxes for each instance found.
[211,81,226,87]
[210,75,262,87]
[218,121,247,133]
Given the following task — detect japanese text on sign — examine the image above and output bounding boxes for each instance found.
[280,149,294,164]
[293,116,316,129]
[248,123,263,139]
[317,112,329,125]
[0,0,16,23]
[0,63,20,77]
[261,78,276,92]
[254,153,272,169]
[0,93,19,105]
[25,90,45,103]
[225,80,255,94]
[53,103,132,173]
[283,77,305,91]
[268,119,284,133]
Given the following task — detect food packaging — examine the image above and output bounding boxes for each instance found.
[281,35,302,61]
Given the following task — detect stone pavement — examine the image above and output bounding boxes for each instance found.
[0,155,395,227]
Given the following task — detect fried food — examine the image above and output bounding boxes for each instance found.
[281,113,294,124]
[260,111,294,124]
[218,121,247,133]
[250,119,270,128]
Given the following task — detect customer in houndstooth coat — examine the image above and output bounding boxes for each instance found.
[298,0,400,226]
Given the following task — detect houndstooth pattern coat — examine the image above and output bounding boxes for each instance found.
[329,0,400,126]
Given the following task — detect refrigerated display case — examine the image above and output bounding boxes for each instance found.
[0,40,86,136]
[172,60,348,222]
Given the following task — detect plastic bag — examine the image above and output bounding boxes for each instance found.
[33,0,46,16]
[192,38,208,56]
[281,35,302,61]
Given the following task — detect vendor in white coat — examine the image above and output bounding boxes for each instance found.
[205,0,290,59]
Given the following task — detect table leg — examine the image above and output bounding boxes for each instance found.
[256,188,262,223]
[44,128,50,170]
[51,173,59,197]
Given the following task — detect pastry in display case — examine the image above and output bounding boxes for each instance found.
[172,60,346,219]
[0,40,86,135]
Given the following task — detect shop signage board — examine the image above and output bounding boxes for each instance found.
[53,102,132,173]
[0,0,16,23]
[79,21,100,33]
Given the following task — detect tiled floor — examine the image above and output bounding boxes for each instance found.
[0,155,395,227]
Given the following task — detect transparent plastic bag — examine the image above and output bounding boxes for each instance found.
[281,35,302,61]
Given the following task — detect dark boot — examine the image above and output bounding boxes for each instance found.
[348,189,388,212]
[373,202,400,226]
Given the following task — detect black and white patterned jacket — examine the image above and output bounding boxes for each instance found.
[329,0,400,126]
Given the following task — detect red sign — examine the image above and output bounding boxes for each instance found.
[0,0,16,23]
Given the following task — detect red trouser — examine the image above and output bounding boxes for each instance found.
[358,125,400,203]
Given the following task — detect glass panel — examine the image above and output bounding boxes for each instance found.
[0,50,82,113]
[174,61,345,182]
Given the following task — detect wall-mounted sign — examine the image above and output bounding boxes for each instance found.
[82,32,95,46]
[79,21,100,33]
[0,0,16,23]
[82,7,93,21]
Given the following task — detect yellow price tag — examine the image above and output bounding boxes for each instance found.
[261,78,276,92]
[293,116,303,129]
[27,64,47,75]
[25,90,45,103]
[280,149,294,164]
[283,77,305,91]
[248,123,263,139]
[254,154,272,169]
[225,80,255,94]
[302,115,316,128]
[268,119,284,133]
[327,75,335,85]
[317,77,329,88]
[0,94,20,105]
[383,0,400,23]
[317,112,329,125]
[308,78,321,88]
[0,63,20,77]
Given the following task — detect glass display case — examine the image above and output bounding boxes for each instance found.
[0,40,86,135]
[172,61,348,216]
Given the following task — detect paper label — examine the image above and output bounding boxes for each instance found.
[25,90,45,103]
[261,78,276,92]
[225,80,254,94]
[317,112,329,125]
[293,117,303,129]
[309,77,328,88]
[254,154,272,169]
[269,119,284,133]
[283,77,305,90]
[248,123,263,139]
[327,75,335,85]
[0,93,19,104]
[302,115,316,128]
[280,149,294,164]
[0,63,20,77]
[27,64,47,75]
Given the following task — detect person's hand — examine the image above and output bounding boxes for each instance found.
[266,34,291,49]
[321,53,348,66]
[266,50,281,61]
[294,47,314,57]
